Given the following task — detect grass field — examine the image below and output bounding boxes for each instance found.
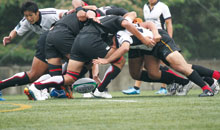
[0,89,220,130]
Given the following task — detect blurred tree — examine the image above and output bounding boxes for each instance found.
[0,0,219,66]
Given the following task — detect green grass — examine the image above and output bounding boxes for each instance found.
[1,89,220,130]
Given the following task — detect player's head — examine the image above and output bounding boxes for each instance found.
[72,0,84,9]
[133,18,143,24]
[21,1,39,24]
[148,0,158,4]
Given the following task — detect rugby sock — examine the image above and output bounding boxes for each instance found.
[134,86,140,90]
[35,76,64,90]
[160,65,185,78]
[203,77,214,86]
[0,72,30,90]
[160,71,189,85]
[48,64,62,76]
[192,65,220,80]
[98,65,121,92]
[139,70,189,85]
[187,70,211,91]
[79,66,88,78]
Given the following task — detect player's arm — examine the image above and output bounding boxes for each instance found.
[165,18,173,38]
[3,30,17,46]
[93,42,130,65]
[140,21,161,42]
[92,63,101,84]
[121,20,155,47]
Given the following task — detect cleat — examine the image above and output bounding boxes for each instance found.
[83,93,94,98]
[210,79,219,95]
[41,88,50,100]
[167,83,178,95]
[29,84,46,101]
[61,85,73,99]
[176,81,193,96]
[199,89,214,97]
[122,87,140,95]
[93,88,112,98]
[24,87,34,100]
[50,88,67,98]
[155,87,167,95]
[0,91,5,101]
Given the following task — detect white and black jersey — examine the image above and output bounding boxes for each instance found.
[14,8,67,36]
[116,24,154,51]
[143,1,171,30]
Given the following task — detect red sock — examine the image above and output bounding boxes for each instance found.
[212,71,220,80]
[202,85,212,92]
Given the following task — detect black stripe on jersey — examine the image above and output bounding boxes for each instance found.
[164,17,172,20]
[160,14,165,30]
[21,17,26,22]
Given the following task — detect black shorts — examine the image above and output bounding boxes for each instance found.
[70,33,110,62]
[144,29,181,65]
[128,49,152,59]
[45,25,75,60]
[35,31,49,63]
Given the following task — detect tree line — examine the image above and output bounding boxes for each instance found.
[0,0,219,65]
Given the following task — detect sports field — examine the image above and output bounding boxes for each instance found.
[0,89,220,130]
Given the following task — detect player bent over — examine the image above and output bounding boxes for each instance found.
[27,13,152,100]
[93,20,219,97]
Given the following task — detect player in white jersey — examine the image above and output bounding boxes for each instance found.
[143,0,172,36]
[0,1,67,100]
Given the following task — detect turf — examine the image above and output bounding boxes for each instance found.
[0,89,220,130]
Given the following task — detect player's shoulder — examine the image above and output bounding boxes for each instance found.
[157,1,169,8]
[39,8,58,14]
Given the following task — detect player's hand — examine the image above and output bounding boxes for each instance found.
[153,34,161,43]
[142,37,156,48]
[93,75,101,84]
[3,36,11,46]
[92,17,100,24]
[93,58,109,65]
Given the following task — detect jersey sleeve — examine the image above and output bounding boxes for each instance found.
[116,30,133,47]
[14,18,30,36]
[162,4,171,20]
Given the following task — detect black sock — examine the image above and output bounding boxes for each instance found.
[160,71,189,85]
[0,72,30,90]
[139,70,189,85]
[134,86,140,90]
[187,70,206,88]
[203,77,214,86]
[48,64,62,76]
[98,65,121,92]
[192,65,214,77]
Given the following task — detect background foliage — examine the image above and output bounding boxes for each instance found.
[0,0,219,65]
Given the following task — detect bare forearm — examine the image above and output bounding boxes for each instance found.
[106,43,130,63]
[165,19,173,38]
[9,30,17,40]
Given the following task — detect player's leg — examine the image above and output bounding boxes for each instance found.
[122,49,144,95]
[94,56,125,98]
[166,51,214,97]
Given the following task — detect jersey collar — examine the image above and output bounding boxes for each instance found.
[34,12,42,26]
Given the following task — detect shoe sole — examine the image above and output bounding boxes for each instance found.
[122,92,140,95]
[27,89,37,100]
[24,87,35,100]
[61,86,74,99]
